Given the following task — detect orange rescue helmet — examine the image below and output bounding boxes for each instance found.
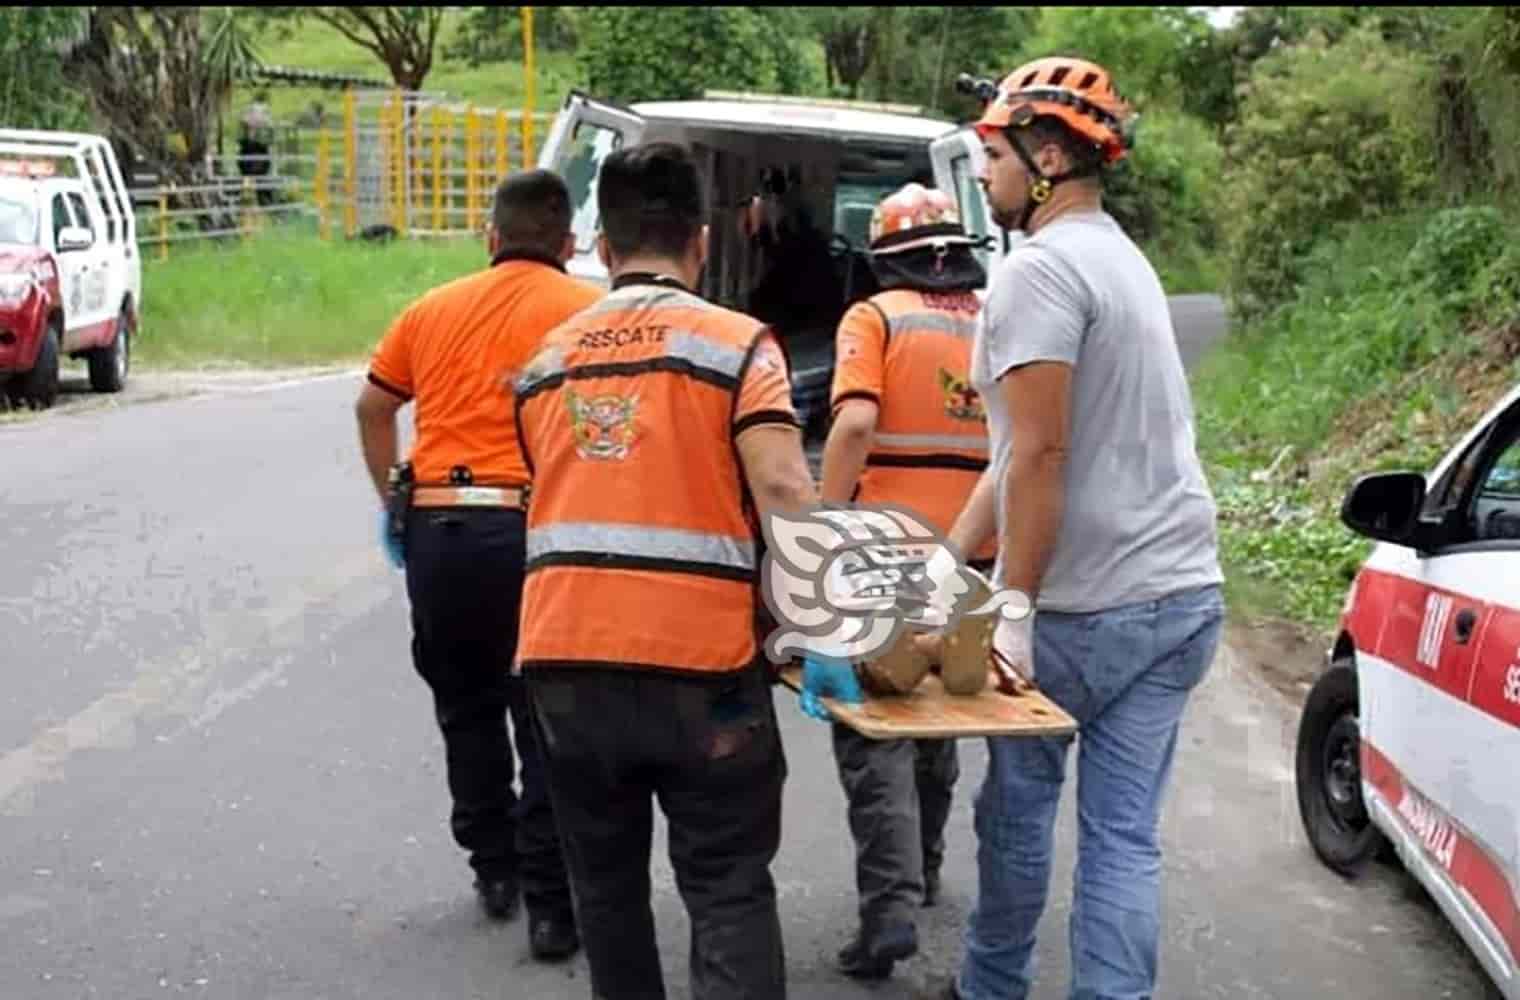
[867,183,975,256]
[972,56,1135,165]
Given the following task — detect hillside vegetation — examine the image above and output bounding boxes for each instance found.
[1193,8,1520,633]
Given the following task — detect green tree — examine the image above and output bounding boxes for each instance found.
[203,7,264,158]
[67,8,226,180]
[1102,108,1224,289]
[1220,25,1435,316]
[806,6,1031,111]
[1013,6,1229,122]
[258,7,444,91]
[1428,6,1520,198]
[444,7,577,67]
[0,7,91,131]
[574,7,814,104]
[809,9,880,99]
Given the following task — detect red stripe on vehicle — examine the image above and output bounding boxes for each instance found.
[1470,603,1520,729]
[1363,740,1519,966]
[73,316,116,347]
[1355,568,1504,719]
[1345,568,1391,646]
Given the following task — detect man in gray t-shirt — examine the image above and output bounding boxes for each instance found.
[973,211,1223,612]
[940,58,1225,1000]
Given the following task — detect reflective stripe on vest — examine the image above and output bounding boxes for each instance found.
[517,329,749,400]
[527,521,757,580]
[880,311,978,340]
[873,431,990,453]
[515,284,766,674]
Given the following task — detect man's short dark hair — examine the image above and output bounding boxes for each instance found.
[597,142,705,260]
[492,169,573,257]
[1014,116,1105,179]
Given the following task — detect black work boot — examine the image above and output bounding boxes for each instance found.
[474,877,520,921]
[836,921,918,980]
[529,913,581,962]
[922,867,941,908]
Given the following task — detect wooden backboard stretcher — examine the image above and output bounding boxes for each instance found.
[778,666,1076,740]
[770,544,1078,739]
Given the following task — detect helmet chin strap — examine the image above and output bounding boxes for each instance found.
[1006,128,1093,232]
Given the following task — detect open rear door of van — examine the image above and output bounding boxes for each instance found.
[929,127,1013,287]
[537,93,646,287]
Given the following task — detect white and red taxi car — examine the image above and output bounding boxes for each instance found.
[1297,381,1520,998]
[0,129,140,409]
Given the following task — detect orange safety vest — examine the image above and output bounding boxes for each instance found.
[513,280,771,675]
[854,288,993,563]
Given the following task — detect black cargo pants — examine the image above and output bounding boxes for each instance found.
[526,663,788,1000]
[403,505,573,923]
[831,723,960,931]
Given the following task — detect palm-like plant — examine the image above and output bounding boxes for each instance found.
[204,7,263,161]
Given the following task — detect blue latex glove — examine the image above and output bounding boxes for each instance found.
[800,654,863,722]
[377,509,405,569]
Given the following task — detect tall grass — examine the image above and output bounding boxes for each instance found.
[135,225,487,368]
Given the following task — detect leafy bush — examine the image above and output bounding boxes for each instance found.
[444,7,578,66]
[573,7,821,105]
[1402,205,1506,306]
[1221,26,1435,318]
[1473,244,1520,329]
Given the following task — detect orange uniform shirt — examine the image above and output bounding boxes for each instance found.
[735,333,796,429]
[368,253,603,486]
[831,300,891,408]
[829,289,994,562]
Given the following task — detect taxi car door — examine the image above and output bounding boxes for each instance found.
[1458,421,1520,983]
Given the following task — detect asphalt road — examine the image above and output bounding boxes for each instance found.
[0,294,1501,1000]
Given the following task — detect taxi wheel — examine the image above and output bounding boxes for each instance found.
[1295,661,1387,877]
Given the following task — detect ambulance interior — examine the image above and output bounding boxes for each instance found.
[557,117,995,434]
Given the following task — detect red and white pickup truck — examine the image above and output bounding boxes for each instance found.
[0,129,140,409]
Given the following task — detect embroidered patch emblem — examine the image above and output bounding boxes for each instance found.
[938,368,983,421]
[566,388,638,461]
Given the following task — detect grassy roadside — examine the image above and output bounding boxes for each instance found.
[135,224,486,369]
[133,221,1229,370]
[1191,205,1520,639]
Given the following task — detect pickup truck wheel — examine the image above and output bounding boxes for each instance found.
[1295,661,1387,877]
[13,318,61,410]
[88,304,130,393]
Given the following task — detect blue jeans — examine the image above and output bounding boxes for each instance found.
[956,583,1224,1000]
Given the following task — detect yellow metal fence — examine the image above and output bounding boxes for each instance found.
[132,88,556,259]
